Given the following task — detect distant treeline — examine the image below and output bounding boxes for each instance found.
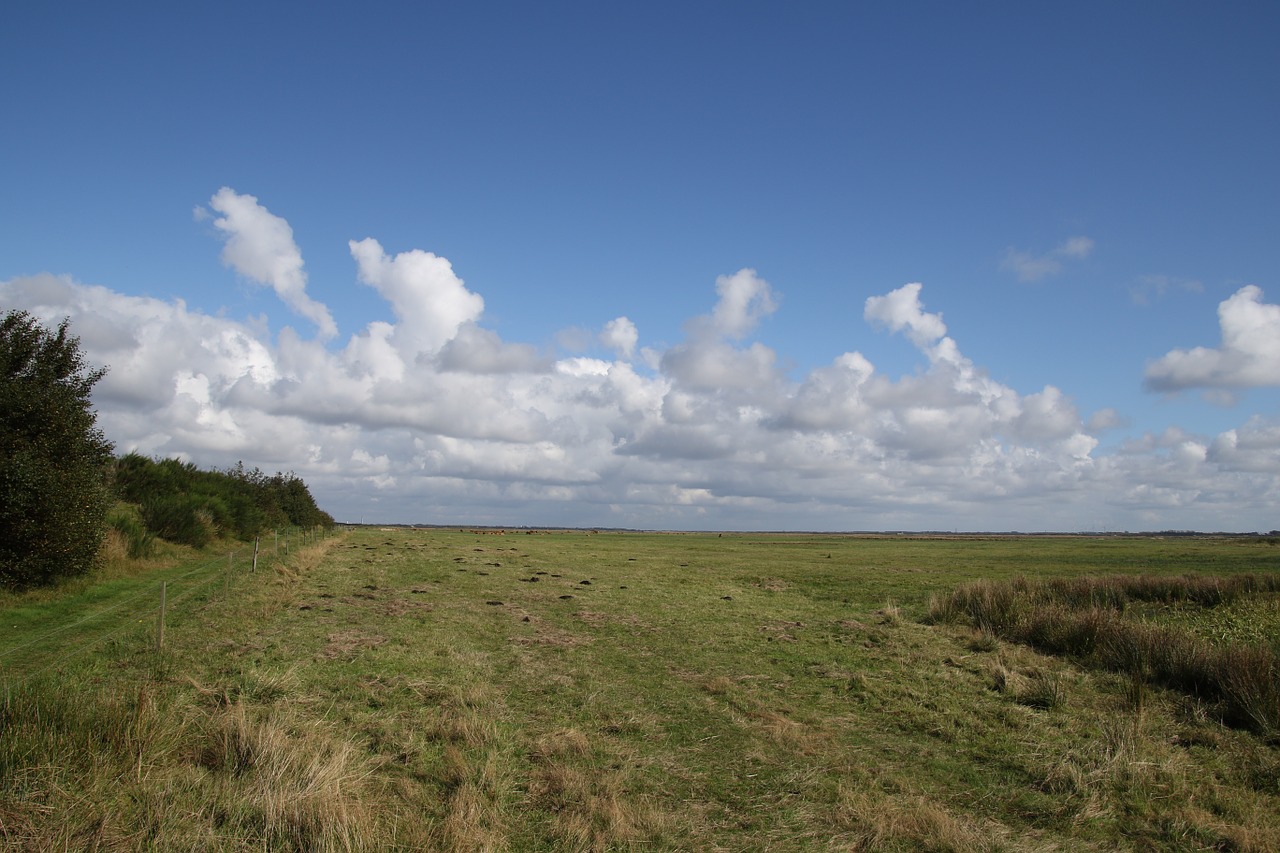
[113,454,334,550]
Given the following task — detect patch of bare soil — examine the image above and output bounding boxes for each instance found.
[319,630,387,660]
[572,610,652,631]
[381,598,434,618]
[512,613,591,649]
[758,620,804,642]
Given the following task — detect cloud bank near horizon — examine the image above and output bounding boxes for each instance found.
[4,189,1279,531]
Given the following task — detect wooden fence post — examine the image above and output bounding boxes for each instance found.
[156,581,167,651]
[253,537,260,573]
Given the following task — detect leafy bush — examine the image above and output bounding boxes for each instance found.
[0,311,114,587]
[140,493,232,549]
[115,455,334,546]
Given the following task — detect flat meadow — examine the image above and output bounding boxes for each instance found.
[1,528,1278,851]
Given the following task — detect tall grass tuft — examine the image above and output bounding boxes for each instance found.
[1216,645,1280,737]
[833,786,1003,852]
[924,591,961,625]
[948,577,1029,634]
[107,505,156,559]
[1018,669,1069,710]
[0,680,382,851]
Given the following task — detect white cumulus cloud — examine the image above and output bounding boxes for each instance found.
[601,316,638,360]
[204,188,338,340]
[865,282,947,348]
[1145,285,1280,391]
[349,237,485,357]
[710,268,777,339]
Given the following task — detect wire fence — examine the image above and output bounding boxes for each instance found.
[0,526,332,699]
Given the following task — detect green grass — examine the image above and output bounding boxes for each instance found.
[1,530,1278,850]
[0,532,289,695]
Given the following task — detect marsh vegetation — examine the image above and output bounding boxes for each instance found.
[2,530,1278,850]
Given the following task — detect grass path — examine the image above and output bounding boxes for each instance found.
[0,539,284,693]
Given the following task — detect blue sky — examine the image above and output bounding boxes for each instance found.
[3,2,1279,530]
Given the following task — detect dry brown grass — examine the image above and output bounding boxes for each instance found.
[99,527,129,566]
[878,599,903,626]
[193,701,377,852]
[752,577,791,591]
[515,627,591,649]
[427,701,501,749]
[747,708,824,755]
[759,619,805,642]
[530,727,593,762]
[0,679,383,852]
[528,755,665,852]
[833,785,1006,851]
[319,629,388,661]
[701,675,735,695]
[435,746,511,853]
[252,534,346,617]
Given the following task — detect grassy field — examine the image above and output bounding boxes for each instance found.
[1,529,1278,851]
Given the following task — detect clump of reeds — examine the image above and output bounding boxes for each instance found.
[935,573,1280,624]
[931,572,1280,739]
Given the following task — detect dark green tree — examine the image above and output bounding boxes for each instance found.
[0,311,115,586]
[271,472,334,529]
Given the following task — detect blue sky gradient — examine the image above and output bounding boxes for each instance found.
[3,2,1279,530]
